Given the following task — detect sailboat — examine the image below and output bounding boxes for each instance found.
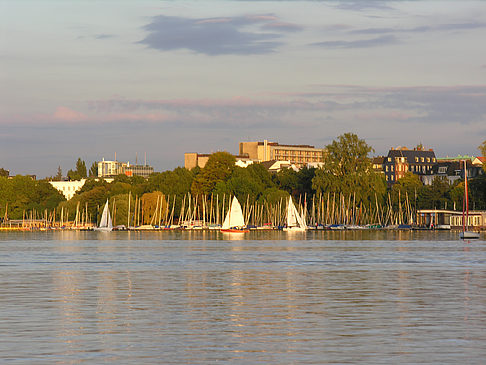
[283,196,307,232]
[221,196,249,233]
[95,200,113,232]
[460,160,479,240]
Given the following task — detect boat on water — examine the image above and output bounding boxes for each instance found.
[460,160,480,240]
[220,196,249,233]
[283,196,307,232]
[94,200,113,232]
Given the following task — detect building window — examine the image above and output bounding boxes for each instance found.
[427,158,430,162]
[388,157,391,162]
[415,157,418,162]
[421,157,424,162]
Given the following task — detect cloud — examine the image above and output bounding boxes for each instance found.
[53,106,87,122]
[94,34,114,39]
[5,85,486,175]
[351,22,486,35]
[312,35,398,48]
[333,1,394,11]
[262,21,303,32]
[139,14,295,55]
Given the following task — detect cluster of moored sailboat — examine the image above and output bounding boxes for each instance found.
[90,196,481,240]
[2,160,481,240]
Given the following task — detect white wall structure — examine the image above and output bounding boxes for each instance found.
[49,179,87,200]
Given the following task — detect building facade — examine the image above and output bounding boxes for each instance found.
[98,159,127,178]
[239,140,324,168]
[49,179,87,200]
[384,147,437,185]
[98,159,154,178]
[125,164,154,178]
[184,152,256,170]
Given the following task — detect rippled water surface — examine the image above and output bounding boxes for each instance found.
[1,230,486,364]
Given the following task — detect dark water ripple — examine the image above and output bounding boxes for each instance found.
[0,230,485,364]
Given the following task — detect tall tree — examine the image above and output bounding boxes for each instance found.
[312,133,386,205]
[55,166,63,181]
[191,152,236,195]
[479,140,486,173]
[0,168,9,177]
[89,161,98,177]
[67,158,87,180]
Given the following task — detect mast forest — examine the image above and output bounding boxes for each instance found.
[1,134,486,229]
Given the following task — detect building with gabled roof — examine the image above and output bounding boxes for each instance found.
[384,146,437,185]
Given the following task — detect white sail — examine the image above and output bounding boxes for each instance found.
[96,200,113,231]
[222,196,245,229]
[285,197,307,231]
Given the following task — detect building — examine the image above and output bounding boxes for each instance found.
[98,158,154,178]
[239,140,325,168]
[98,159,127,178]
[125,164,154,178]
[472,156,485,167]
[417,209,486,230]
[49,179,87,200]
[384,146,437,185]
[450,211,486,230]
[432,157,484,185]
[184,152,256,170]
[372,156,385,175]
[261,160,298,173]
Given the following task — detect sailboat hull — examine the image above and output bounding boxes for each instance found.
[283,227,306,232]
[460,231,480,239]
[221,228,249,233]
[94,227,113,232]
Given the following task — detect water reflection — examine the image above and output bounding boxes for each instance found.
[1,232,486,363]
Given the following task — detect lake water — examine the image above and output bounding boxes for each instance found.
[1,230,485,364]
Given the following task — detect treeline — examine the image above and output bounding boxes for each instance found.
[0,176,65,219]
[1,133,486,223]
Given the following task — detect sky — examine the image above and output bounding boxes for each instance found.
[1,0,486,177]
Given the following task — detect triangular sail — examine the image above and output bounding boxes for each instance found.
[99,200,113,229]
[222,196,245,229]
[287,197,306,229]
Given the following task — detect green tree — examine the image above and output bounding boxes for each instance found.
[89,162,98,177]
[55,166,62,181]
[312,133,385,206]
[0,168,9,177]
[191,152,236,195]
[0,176,65,219]
[274,168,299,195]
[469,176,486,210]
[417,177,451,210]
[67,158,87,180]
[391,172,423,209]
[479,140,486,173]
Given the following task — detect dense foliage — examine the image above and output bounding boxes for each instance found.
[0,176,65,219]
[1,136,486,223]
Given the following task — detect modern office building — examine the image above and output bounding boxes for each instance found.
[239,140,325,168]
[98,159,127,178]
[98,158,154,178]
[125,164,154,178]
